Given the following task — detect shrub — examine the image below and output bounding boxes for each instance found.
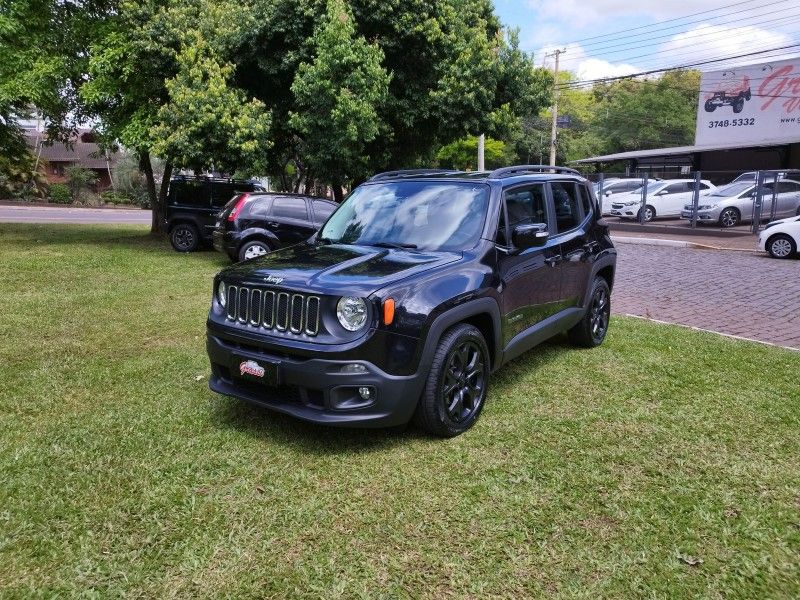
[101,190,132,205]
[65,165,98,203]
[49,183,72,204]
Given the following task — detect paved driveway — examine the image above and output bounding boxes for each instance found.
[612,243,800,350]
[0,205,151,224]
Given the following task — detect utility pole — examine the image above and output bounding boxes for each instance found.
[477,134,485,171]
[546,48,565,167]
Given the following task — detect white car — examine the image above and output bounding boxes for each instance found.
[758,216,800,259]
[594,178,659,215]
[609,179,716,222]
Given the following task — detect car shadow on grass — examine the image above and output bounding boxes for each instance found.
[208,396,423,454]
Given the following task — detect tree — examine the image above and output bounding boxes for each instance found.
[65,165,98,203]
[436,136,509,171]
[289,0,389,202]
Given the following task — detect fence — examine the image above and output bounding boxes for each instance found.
[587,169,800,235]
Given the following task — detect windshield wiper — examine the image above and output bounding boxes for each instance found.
[371,241,418,250]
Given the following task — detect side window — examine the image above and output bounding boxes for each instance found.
[211,183,235,207]
[504,184,548,231]
[172,180,210,207]
[699,183,711,191]
[312,200,336,223]
[777,181,800,193]
[495,201,508,246]
[664,182,688,194]
[244,196,272,218]
[551,182,581,233]
[578,184,593,218]
[271,197,309,221]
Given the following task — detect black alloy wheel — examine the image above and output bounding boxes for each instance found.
[568,277,611,348]
[170,223,199,252]
[414,324,490,437]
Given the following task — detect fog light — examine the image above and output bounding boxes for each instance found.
[340,363,367,374]
[358,387,373,400]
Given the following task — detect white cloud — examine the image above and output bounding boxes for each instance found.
[538,43,639,82]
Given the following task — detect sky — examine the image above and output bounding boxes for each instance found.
[493,0,800,81]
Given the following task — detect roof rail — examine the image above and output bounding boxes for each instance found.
[488,165,583,178]
[368,169,463,181]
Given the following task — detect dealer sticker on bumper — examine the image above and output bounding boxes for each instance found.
[239,360,265,378]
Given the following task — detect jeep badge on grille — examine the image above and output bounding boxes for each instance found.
[264,275,284,285]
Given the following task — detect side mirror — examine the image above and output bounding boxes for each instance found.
[604,190,612,197]
[512,223,548,250]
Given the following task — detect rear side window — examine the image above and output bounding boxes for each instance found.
[170,180,210,207]
[578,184,593,218]
[243,196,273,218]
[312,200,336,223]
[663,182,689,194]
[272,197,309,220]
[551,182,581,233]
[211,183,236,207]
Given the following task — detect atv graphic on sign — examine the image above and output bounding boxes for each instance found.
[704,71,752,114]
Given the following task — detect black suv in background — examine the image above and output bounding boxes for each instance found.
[206,166,616,437]
[165,176,265,252]
[213,193,337,262]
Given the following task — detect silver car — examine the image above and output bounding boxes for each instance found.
[680,180,800,227]
[594,178,659,215]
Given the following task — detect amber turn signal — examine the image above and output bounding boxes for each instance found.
[383,298,395,326]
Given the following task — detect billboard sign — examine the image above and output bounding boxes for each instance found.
[695,57,800,146]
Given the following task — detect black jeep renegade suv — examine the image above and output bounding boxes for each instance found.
[206,166,616,437]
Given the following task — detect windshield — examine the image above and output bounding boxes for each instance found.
[318,181,490,251]
[710,182,753,197]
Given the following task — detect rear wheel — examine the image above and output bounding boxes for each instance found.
[170,223,199,252]
[733,96,745,113]
[704,99,716,112]
[238,239,272,262]
[745,88,752,101]
[568,277,611,348]
[719,207,740,228]
[767,234,796,259]
[414,324,489,437]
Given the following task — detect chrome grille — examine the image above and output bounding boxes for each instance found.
[225,285,320,336]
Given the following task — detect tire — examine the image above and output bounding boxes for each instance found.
[639,205,656,222]
[766,234,796,259]
[568,277,611,348]
[704,99,716,112]
[413,323,490,437]
[718,207,740,228]
[238,239,272,262]
[733,97,745,113]
[795,205,800,217]
[745,88,752,101]
[170,223,200,252]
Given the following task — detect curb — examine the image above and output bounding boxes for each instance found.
[611,235,758,253]
[620,313,799,352]
[0,200,148,211]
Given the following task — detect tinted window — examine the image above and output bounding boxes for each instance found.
[243,196,272,218]
[777,181,800,193]
[505,185,547,229]
[313,200,336,222]
[171,180,210,207]
[495,200,508,245]
[663,182,689,194]
[551,182,581,233]
[272,197,309,220]
[211,183,237,207]
[578,184,593,217]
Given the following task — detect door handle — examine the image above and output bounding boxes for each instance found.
[544,256,563,267]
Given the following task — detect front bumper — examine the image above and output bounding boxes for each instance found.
[206,330,427,428]
[610,207,638,218]
[680,209,719,222]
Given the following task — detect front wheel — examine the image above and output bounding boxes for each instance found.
[568,277,611,348]
[414,324,490,437]
[719,207,740,228]
[170,223,199,252]
[704,99,716,112]
[733,96,745,113]
[639,205,656,222]
[766,234,796,259]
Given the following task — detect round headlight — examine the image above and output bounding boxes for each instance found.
[217,281,227,308]
[337,296,368,331]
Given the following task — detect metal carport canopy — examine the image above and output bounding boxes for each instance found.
[570,140,793,164]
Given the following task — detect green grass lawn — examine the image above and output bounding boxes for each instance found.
[1,224,798,598]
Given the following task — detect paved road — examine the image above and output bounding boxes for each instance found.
[0,205,151,224]
[612,243,800,350]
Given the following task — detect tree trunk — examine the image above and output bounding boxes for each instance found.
[332,180,344,203]
[140,151,159,233]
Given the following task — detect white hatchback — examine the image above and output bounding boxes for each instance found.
[609,179,716,222]
[758,216,800,259]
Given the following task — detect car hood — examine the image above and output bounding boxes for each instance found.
[220,242,463,296]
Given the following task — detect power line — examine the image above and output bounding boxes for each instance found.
[557,43,800,88]
[561,0,795,55]
[558,10,800,62]
[558,0,777,47]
